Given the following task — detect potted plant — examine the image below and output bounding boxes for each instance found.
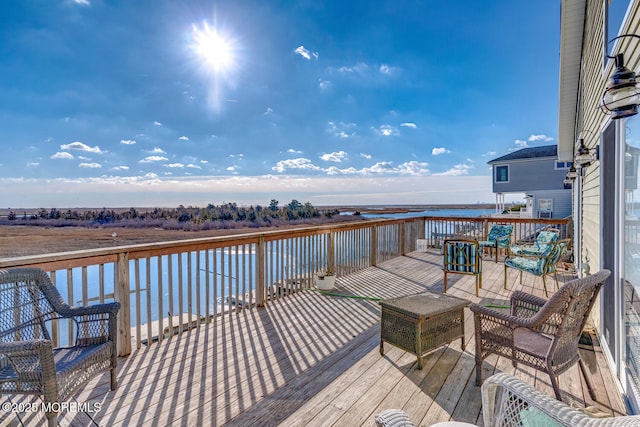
[314,266,336,290]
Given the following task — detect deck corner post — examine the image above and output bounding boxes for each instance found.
[400,221,406,256]
[116,251,131,356]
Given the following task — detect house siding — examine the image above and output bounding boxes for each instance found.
[529,190,573,219]
[491,158,569,193]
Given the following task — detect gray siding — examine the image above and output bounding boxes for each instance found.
[529,190,573,219]
[492,158,568,193]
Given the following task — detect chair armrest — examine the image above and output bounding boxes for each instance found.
[470,302,543,331]
[510,291,546,317]
[59,302,121,346]
[0,339,58,401]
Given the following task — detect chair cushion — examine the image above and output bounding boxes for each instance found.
[505,256,544,275]
[443,242,481,274]
[513,328,551,358]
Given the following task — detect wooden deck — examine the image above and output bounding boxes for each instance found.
[2,249,627,426]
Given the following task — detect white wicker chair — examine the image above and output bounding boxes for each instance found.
[482,372,640,426]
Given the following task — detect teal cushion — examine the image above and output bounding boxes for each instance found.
[519,406,563,427]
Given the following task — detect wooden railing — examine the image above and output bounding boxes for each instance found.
[0,215,568,356]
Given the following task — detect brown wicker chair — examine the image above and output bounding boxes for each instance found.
[470,270,610,401]
[0,268,120,426]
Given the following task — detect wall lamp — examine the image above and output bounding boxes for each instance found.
[601,34,640,120]
[574,138,599,169]
[565,164,578,180]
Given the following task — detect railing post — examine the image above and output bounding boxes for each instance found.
[371,225,378,267]
[400,221,406,256]
[116,252,131,356]
[328,230,335,273]
[257,236,265,307]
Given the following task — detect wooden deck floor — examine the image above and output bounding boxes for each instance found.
[1,250,628,426]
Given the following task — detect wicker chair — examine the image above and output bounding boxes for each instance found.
[482,372,640,426]
[504,238,570,297]
[443,239,482,297]
[470,270,610,401]
[478,224,513,263]
[0,268,120,427]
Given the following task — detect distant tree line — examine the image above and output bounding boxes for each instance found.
[1,200,346,231]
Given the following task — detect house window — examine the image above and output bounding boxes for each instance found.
[604,0,631,67]
[555,161,572,170]
[495,165,509,183]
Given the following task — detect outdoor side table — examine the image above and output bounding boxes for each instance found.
[379,291,470,369]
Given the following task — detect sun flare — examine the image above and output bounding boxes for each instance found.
[191,21,235,73]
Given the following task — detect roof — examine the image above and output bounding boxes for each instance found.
[487,145,558,164]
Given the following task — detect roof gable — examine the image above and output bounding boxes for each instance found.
[488,145,558,164]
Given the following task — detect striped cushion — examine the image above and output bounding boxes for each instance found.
[444,242,480,273]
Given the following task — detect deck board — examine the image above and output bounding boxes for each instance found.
[0,249,627,426]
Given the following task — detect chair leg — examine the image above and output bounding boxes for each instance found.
[578,356,597,400]
[444,272,448,293]
[542,276,549,298]
[495,246,498,263]
[519,270,523,285]
[548,370,563,401]
[554,271,560,290]
[111,367,118,390]
[504,265,508,289]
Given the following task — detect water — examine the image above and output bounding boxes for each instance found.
[341,208,495,219]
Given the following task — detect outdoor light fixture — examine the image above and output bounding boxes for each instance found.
[601,34,640,120]
[574,138,598,168]
[565,164,578,181]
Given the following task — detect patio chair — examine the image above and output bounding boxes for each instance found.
[470,270,610,401]
[478,224,513,263]
[482,372,640,426]
[0,268,120,427]
[443,239,482,297]
[504,238,570,297]
[509,228,560,257]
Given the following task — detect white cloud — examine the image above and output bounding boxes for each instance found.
[515,140,528,148]
[326,166,359,175]
[226,166,237,172]
[319,80,332,90]
[397,161,430,176]
[287,148,303,154]
[139,156,168,163]
[294,46,318,60]
[327,121,357,139]
[379,64,400,75]
[483,151,497,156]
[200,160,209,164]
[77,155,90,161]
[120,139,136,145]
[432,147,451,156]
[164,163,184,168]
[272,158,321,173]
[360,153,372,160]
[60,141,104,154]
[178,136,189,141]
[434,164,474,176]
[528,134,554,142]
[154,121,162,126]
[187,164,202,169]
[150,147,166,154]
[320,151,348,162]
[374,125,399,137]
[264,107,273,115]
[400,122,417,128]
[79,162,102,168]
[72,0,90,5]
[51,152,74,160]
[111,166,130,171]
[27,162,40,167]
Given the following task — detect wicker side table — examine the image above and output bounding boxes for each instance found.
[379,292,470,369]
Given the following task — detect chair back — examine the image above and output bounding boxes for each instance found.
[540,270,610,371]
[534,230,560,253]
[487,224,513,242]
[0,269,65,343]
[539,238,569,273]
[443,240,481,273]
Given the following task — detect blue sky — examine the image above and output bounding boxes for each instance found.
[0,0,560,208]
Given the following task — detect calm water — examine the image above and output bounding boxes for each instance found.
[341,208,495,219]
